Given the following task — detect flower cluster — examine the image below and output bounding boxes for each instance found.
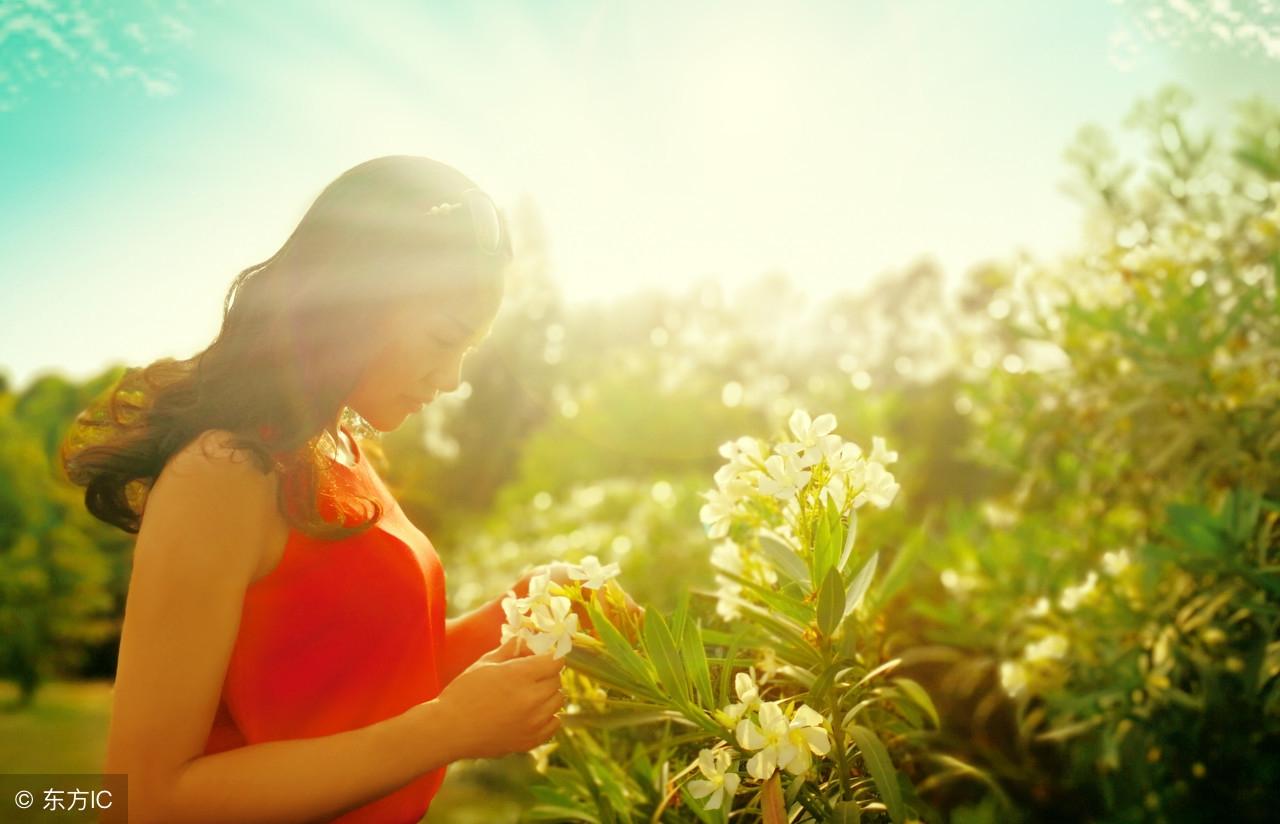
[712,672,832,781]
[1001,546,1139,697]
[1000,632,1071,698]
[700,410,900,622]
[699,410,900,541]
[500,555,622,659]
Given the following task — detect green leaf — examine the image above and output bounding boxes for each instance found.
[892,677,940,729]
[854,658,902,689]
[681,617,715,709]
[806,663,839,705]
[812,502,835,585]
[847,724,905,823]
[817,566,846,636]
[831,800,863,824]
[565,708,687,729]
[874,518,928,607]
[585,600,657,690]
[641,609,690,705]
[671,589,690,645]
[567,648,658,698]
[717,631,743,708]
[713,566,810,623]
[678,785,724,824]
[838,509,859,572]
[526,805,600,823]
[759,532,810,585]
[693,588,819,661]
[844,551,879,618]
[1226,486,1263,545]
[785,775,806,809]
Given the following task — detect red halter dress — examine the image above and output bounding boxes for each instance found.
[202,424,463,822]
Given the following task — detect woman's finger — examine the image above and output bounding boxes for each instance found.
[536,682,565,714]
[535,713,562,741]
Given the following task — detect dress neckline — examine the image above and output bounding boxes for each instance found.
[334,423,363,471]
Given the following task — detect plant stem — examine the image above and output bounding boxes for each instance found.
[761,773,787,824]
[827,651,853,800]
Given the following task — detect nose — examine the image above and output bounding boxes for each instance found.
[429,352,466,396]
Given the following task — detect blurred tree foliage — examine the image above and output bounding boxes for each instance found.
[0,372,129,707]
[893,85,1280,822]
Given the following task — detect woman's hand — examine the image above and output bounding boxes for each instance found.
[518,561,646,643]
[433,635,565,760]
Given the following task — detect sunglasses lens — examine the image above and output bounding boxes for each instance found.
[465,189,502,253]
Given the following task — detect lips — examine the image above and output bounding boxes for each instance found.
[403,394,434,406]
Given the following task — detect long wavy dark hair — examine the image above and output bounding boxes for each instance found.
[59,155,512,539]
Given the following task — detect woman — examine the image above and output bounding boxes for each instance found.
[60,155,636,823]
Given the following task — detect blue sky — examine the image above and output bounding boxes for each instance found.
[2,0,1278,389]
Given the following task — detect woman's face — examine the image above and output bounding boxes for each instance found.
[346,282,502,431]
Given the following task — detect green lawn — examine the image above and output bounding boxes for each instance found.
[0,679,113,774]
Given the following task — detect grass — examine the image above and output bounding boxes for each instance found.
[0,679,113,774]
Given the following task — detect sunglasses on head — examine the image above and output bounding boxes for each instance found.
[424,188,507,257]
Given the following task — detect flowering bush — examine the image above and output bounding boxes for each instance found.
[903,86,1280,820]
[518,409,974,822]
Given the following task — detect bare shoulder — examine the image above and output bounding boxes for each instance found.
[140,429,287,585]
[164,428,272,478]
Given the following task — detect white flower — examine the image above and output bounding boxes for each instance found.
[721,671,762,724]
[825,441,863,474]
[525,595,579,659]
[566,554,620,589]
[714,580,743,621]
[1029,596,1051,617]
[869,435,899,465]
[529,741,558,774]
[699,487,738,539]
[710,539,745,576]
[757,647,782,681]
[736,701,799,781]
[526,570,555,601]
[1000,660,1029,697]
[818,473,849,510]
[780,409,842,468]
[788,409,838,444]
[713,439,765,488]
[782,704,831,775]
[686,748,741,811]
[940,569,978,594]
[1023,633,1069,662]
[1059,571,1098,612]
[756,454,812,500]
[1102,549,1131,576]
[711,541,748,621]
[719,436,765,465]
[500,590,528,644]
[852,461,900,509]
[753,556,779,586]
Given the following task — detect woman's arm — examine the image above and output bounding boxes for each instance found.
[104,433,462,824]
[148,700,458,824]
